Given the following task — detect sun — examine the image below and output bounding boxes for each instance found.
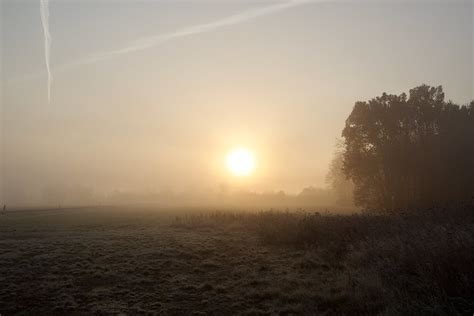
[226,148,256,177]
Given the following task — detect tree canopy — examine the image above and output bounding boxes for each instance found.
[342,85,474,212]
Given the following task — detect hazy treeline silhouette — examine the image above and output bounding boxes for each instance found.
[325,146,354,207]
[342,85,474,212]
[102,187,351,210]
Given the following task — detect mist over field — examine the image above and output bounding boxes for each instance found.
[1,0,473,314]
[2,0,472,208]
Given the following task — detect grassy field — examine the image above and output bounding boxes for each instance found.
[1,206,473,315]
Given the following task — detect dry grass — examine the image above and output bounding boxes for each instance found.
[1,205,473,314]
[174,206,474,314]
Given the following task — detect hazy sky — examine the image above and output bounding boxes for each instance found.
[1,0,473,205]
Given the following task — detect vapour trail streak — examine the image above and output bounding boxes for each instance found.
[9,0,315,86]
[58,0,314,71]
[40,0,51,102]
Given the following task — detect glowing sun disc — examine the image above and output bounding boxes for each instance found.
[226,148,256,176]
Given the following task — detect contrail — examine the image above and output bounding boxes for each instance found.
[58,0,314,70]
[8,0,316,86]
[40,0,52,103]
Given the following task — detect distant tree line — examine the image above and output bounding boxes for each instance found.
[341,85,474,212]
[325,144,354,207]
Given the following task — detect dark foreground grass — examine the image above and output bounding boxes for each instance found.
[175,205,474,314]
[1,205,472,315]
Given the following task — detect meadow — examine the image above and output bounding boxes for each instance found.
[1,205,472,315]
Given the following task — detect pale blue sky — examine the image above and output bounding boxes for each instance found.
[1,0,473,204]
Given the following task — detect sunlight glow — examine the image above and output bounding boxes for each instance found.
[226,148,256,177]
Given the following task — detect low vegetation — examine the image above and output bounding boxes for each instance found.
[175,202,474,314]
[1,205,473,314]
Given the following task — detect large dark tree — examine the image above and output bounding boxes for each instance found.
[342,85,474,212]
